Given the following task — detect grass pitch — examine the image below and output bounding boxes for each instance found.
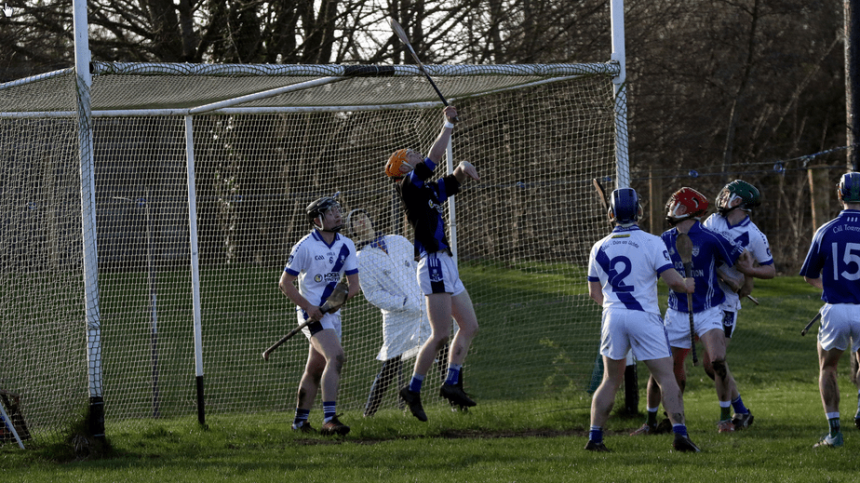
[2,276,858,482]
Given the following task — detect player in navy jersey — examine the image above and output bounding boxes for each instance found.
[585,188,700,452]
[385,105,481,422]
[799,172,860,448]
[702,180,774,432]
[632,187,754,436]
[279,195,360,436]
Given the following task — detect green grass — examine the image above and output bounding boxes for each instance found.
[2,275,858,481]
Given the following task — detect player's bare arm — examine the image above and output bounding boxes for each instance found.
[454,161,480,183]
[345,272,360,300]
[588,280,603,305]
[426,106,458,164]
[803,275,823,290]
[660,268,694,293]
[279,271,324,321]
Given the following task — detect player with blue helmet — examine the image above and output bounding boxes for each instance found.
[800,172,860,448]
[586,187,700,452]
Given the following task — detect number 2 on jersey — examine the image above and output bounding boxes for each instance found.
[609,256,634,292]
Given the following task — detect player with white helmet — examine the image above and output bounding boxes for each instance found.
[585,187,700,452]
[279,194,360,436]
[800,172,860,448]
[632,187,755,436]
[702,180,775,432]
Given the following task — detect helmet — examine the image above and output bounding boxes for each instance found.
[609,188,640,225]
[838,172,860,203]
[717,180,761,214]
[385,149,413,179]
[346,208,369,237]
[666,187,709,224]
[306,194,342,232]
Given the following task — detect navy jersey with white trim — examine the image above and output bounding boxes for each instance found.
[661,222,744,313]
[395,157,461,258]
[800,209,860,304]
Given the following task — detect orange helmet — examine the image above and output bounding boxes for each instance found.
[385,149,413,179]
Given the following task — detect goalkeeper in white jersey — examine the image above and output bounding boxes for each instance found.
[585,188,700,453]
[702,180,775,432]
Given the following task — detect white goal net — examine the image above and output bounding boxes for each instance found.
[0,63,624,441]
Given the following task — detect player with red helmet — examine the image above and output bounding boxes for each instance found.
[632,187,756,436]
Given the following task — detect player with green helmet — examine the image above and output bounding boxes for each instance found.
[716,180,761,215]
[702,179,775,432]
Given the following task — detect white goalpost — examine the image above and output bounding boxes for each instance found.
[0,2,629,442]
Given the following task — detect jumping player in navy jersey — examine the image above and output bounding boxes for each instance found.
[385,105,481,422]
[799,172,860,448]
[632,188,754,436]
[585,188,700,452]
[702,180,774,432]
[279,195,360,436]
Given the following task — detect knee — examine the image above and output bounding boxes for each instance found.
[331,350,346,371]
[461,320,479,339]
[712,358,728,380]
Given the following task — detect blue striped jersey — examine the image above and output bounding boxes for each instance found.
[661,222,744,313]
[588,225,674,315]
[284,230,359,308]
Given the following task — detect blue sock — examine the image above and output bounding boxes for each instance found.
[323,401,336,422]
[409,373,425,393]
[731,395,749,414]
[293,408,310,426]
[589,426,603,443]
[445,364,462,385]
[672,424,688,437]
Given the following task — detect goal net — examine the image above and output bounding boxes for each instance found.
[0,63,623,441]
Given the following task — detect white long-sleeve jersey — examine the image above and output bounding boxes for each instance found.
[358,234,430,361]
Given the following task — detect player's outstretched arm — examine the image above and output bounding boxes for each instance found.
[454,161,479,183]
[660,268,694,293]
[427,106,458,164]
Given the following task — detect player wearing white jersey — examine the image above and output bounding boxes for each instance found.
[279,195,359,436]
[585,188,700,453]
[702,180,775,431]
[346,209,449,418]
[800,172,860,448]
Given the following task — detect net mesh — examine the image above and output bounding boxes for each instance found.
[0,65,619,440]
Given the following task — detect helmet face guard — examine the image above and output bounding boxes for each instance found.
[306,195,343,232]
[610,188,640,225]
[346,208,371,238]
[666,187,709,225]
[717,180,761,215]
[838,172,860,203]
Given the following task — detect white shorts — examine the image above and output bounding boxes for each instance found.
[599,308,671,361]
[818,303,860,353]
[664,306,723,349]
[417,252,465,296]
[296,309,342,340]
